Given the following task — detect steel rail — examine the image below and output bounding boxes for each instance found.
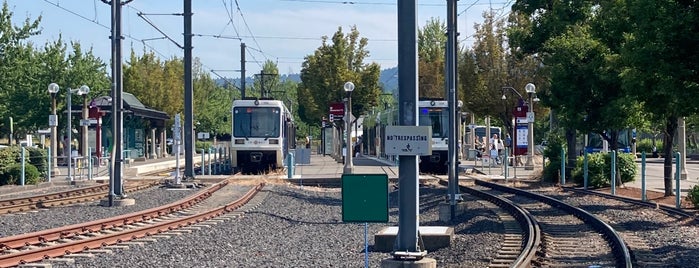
[437,179,540,267]
[563,186,698,223]
[475,179,632,268]
[0,180,228,250]
[0,182,264,268]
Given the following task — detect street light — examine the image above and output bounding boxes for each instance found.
[524,83,537,170]
[48,83,60,170]
[343,81,355,174]
[60,84,90,181]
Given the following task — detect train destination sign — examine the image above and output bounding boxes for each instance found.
[384,126,432,156]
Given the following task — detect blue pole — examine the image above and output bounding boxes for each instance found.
[675,152,681,209]
[504,147,508,182]
[364,222,369,268]
[201,149,205,175]
[287,152,293,179]
[583,150,588,190]
[611,150,616,195]
[560,148,565,185]
[47,147,52,182]
[641,151,646,201]
[21,147,25,186]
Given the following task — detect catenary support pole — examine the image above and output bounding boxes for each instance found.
[184,0,195,179]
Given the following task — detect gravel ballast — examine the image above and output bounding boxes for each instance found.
[0,184,202,237]
[49,183,504,267]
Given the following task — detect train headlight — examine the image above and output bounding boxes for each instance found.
[269,139,279,144]
[235,139,245,144]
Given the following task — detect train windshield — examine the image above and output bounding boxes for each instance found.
[233,107,281,138]
[419,107,448,138]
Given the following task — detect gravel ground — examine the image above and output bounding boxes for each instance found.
[50,183,503,268]
[0,184,202,237]
[535,187,699,267]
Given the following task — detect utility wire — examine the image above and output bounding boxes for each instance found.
[234,0,269,64]
[136,12,184,48]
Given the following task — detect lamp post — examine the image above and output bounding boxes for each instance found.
[343,81,355,174]
[62,84,90,181]
[48,83,60,170]
[82,91,90,160]
[524,83,538,170]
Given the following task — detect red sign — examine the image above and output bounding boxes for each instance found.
[329,102,344,116]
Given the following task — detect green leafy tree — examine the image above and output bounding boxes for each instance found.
[193,58,232,136]
[418,18,446,98]
[619,0,699,195]
[298,26,381,127]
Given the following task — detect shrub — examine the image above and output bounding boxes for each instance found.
[571,152,637,188]
[687,185,699,208]
[543,132,566,183]
[195,141,214,152]
[636,138,662,156]
[1,163,40,185]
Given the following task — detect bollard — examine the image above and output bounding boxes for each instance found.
[21,147,26,186]
[88,147,93,180]
[583,150,588,190]
[611,150,616,195]
[675,152,681,209]
[287,152,294,179]
[208,148,212,176]
[641,151,646,201]
[560,148,566,185]
[201,149,205,175]
[47,147,52,182]
[504,148,509,182]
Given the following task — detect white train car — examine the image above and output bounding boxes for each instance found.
[418,99,450,174]
[231,99,295,173]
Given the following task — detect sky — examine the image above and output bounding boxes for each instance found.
[6,0,513,78]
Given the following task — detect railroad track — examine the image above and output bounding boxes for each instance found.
[0,180,263,267]
[0,181,159,215]
[447,179,631,267]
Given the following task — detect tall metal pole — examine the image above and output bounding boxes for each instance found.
[82,95,89,160]
[50,94,58,169]
[66,89,73,181]
[446,0,459,220]
[241,42,246,99]
[343,91,353,174]
[525,95,534,169]
[394,0,424,258]
[183,0,195,179]
[114,0,125,196]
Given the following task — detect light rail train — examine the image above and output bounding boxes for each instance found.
[230,98,295,174]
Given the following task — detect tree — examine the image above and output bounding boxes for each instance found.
[193,58,232,137]
[418,18,446,98]
[619,0,699,195]
[298,26,381,127]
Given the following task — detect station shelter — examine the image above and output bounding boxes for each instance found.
[88,93,170,161]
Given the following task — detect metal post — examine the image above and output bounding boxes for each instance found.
[446,0,459,220]
[641,151,646,201]
[67,88,73,182]
[241,43,246,98]
[675,152,681,209]
[525,95,534,170]
[504,147,508,182]
[201,149,205,175]
[394,0,424,258]
[208,148,212,175]
[50,93,58,169]
[560,148,565,185]
[47,147,52,182]
[21,147,25,186]
[611,150,616,195]
[364,222,369,268]
[88,147,93,180]
[82,94,89,159]
[343,89,354,174]
[184,0,195,179]
[583,150,588,190]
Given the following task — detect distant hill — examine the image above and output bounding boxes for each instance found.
[215,67,397,94]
